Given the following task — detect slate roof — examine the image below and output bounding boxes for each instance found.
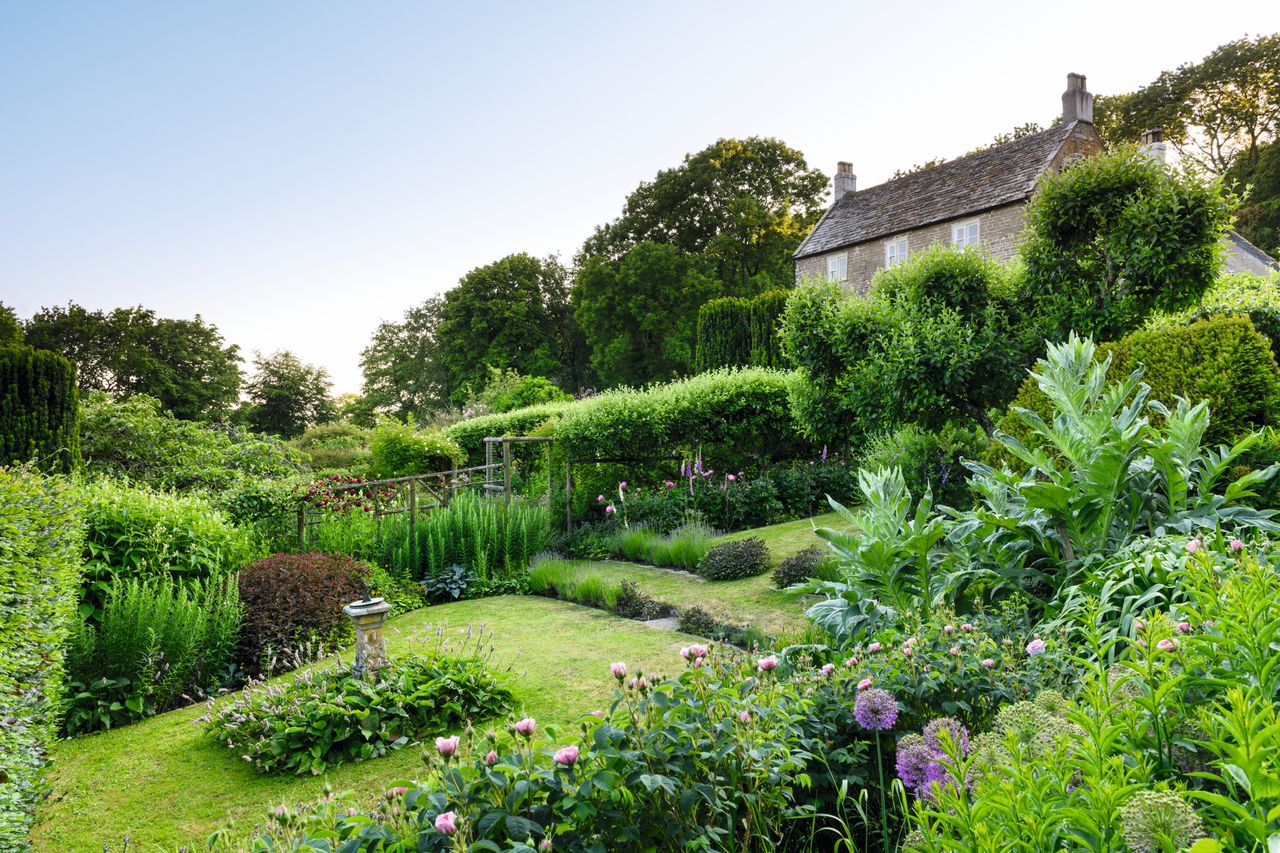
[1225,231,1280,273]
[794,121,1082,259]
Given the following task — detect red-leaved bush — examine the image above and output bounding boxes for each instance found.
[237,552,371,675]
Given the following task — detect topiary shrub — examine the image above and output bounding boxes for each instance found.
[771,546,839,590]
[0,467,82,850]
[0,345,79,473]
[696,297,752,371]
[613,580,670,620]
[749,290,791,368]
[237,552,372,675]
[1162,272,1280,360]
[697,537,771,581]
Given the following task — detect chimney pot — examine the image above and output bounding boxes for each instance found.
[1140,127,1167,164]
[834,161,857,199]
[1062,72,1094,124]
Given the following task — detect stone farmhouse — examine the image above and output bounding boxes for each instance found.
[794,74,1278,291]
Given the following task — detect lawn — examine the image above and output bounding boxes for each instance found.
[33,597,700,852]
[717,509,846,559]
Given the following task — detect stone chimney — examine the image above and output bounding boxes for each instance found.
[1140,128,1167,164]
[1062,73,1094,124]
[834,161,857,200]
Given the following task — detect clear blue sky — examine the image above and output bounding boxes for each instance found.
[3,1,1277,393]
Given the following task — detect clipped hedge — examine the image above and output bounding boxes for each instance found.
[0,468,82,849]
[696,297,752,371]
[1162,271,1280,360]
[445,401,572,465]
[990,315,1280,464]
[0,345,79,473]
[749,290,790,368]
[367,418,465,480]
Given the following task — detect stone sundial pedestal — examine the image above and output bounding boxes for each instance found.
[343,597,393,676]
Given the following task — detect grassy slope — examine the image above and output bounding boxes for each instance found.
[33,598,699,852]
[558,511,849,635]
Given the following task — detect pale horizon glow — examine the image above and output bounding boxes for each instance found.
[3,1,1278,394]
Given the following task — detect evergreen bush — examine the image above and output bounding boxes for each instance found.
[749,289,790,368]
[695,297,752,371]
[0,345,79,473]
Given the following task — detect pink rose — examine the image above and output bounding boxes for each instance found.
[386,786,409,798]
[961,623,974,632]
[434,811,457,835]
[515,717,536,737]
[1177,621,1191,634]
[435,735,460,757]
[1186,538,1202,554]
[857,677,873,690]
[591,709,603,718]
[1026,638,1046,656]
[981,658,995,668]
[665,480,675,488]
[727,474,736,482]
[618,481,627,490]
[1157,638,1179,652]
[553,745,580,766]
[844,656,858,667]
[821,663,835,676]
[949,646,960,656]
[944,624,954,634]
[485,750,498,766]
[868,642,882,653]
[597,494,605,502]
[1230,538,1245,552]
[739,710,751,722]
[610,661,627,680]
[757,655,778,672]
[902,645,914,657]
[605,505,616,514]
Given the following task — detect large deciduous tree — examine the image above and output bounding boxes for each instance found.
[580,137,828,294]
[359,296,453,422]
[23,303,242,420]
[436,253,586,403]
[573,242,719,387]
[243,350,334,438]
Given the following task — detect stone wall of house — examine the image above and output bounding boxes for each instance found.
[795,121,1106,292]
[795,202,1028,291]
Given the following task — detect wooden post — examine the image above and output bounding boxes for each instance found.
[297,506,306,550]
[502,439,512,506]
[407,480,418,571]
[375,507,382,548]
[545,444,553,511]
[564,457,573,533]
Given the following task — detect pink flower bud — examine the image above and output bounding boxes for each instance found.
[757,655,778,672]
[960,623,974,632]
[1186,538,1202,554]
[821,663,835,676]
[944,624,954,634]
[514,717,536,737]
[868,642,882,653]
[857,677,873,690]
[434,811,457,835]
[949,646,960,656]
[1177,621,1191,634]
[739,710,751,722]
[553,745,580,766]
[1157,638,1179,652]
[1230,538,1245,552]
[485,750,498,765]
[981,658,995,668]
[610,661,627,680]
[435,735,460,757]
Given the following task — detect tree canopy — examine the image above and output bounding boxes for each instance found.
[242,350,334,439]
[580,137,828,294]
[0,303,22,346]
[23,303,242,420]
[359,296,453,422]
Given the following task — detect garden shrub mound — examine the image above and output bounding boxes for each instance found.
[857,419,987,509]
[366,417,465,480]
[202,642,512,775]
[63,575,241,734]
[0,345,79,473]
[1162,271,1280,360]
[989,314,1280,466]
[0,467,81,850]
[697,536,771,581]
[237,552,371,675]
[771,546,838,590]
[79,478,253,620]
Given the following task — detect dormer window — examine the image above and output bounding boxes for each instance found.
[885,238,908,268]
[827,253,848,282]
[952,220,980,248]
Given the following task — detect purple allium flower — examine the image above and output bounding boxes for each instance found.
[853,687,899,731]
[923,717,969,755]
[895,736,931,791]
[1026,638,1046,656]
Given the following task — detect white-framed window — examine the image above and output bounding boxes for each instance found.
[885,238,908,268]
[952,219,980,248]
[826,253,848,282]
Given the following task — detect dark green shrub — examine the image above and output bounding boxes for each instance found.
[697,536,771,581]
[1164,272,1280,360]
[79,478,254,621]
[236,552,371,675]
[202,638,512,775]
[444,401,571,465]
[367,418,464,479]
[989,315,1280,464]
[772,546,839,590]
[63,575,242,734]
[858,419,988,509]
[613,580,670,620]
[0,467,81,849]
[749,289,790,368]
[771,457,860,518]
[0,345,79,473]
[79,392,302,491]
[695,297,752,371]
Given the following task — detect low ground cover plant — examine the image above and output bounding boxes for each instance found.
[604,522,715,570]
[202,629,512,776]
